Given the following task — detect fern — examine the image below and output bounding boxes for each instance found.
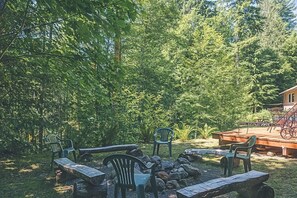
[198,124,217,139]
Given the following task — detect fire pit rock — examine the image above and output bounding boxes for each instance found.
[104,151,203,193]
[141,155,202,191]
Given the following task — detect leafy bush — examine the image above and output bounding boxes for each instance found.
[243,109,273,122]
[198,124,217,139]
[174,123,195,141]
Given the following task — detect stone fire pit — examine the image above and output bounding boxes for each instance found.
[100,148,205,194]
[74,148,227,197]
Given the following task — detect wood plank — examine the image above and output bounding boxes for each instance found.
[78,144,138,155]
[54,158,105,186]
[213,130,297,150]
[176,170,269,198]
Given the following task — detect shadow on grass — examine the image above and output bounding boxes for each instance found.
[0,152,72,198]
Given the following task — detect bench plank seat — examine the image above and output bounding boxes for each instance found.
[78,144,138,156]
[54,158,105,186]
[177,170,270,198]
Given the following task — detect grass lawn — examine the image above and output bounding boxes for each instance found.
[0,138,297,197]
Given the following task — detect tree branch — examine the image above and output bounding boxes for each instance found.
[0,0,31,61]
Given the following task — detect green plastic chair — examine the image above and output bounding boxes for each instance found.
[153,128,174,157]
[224,135,257,176]
[103,154,158,198]
[44,134,76,169]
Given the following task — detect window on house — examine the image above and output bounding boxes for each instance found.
[289,93,295,103]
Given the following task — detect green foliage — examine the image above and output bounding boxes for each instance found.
[0,0,139,152]
[198,124,217,139]
[0,0,297,154]
[174,123,195,141]
[243,109,273,122]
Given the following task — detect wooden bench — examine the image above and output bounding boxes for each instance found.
[54,158,105,186]
[54,158,107,197]
[78,144,138,160]
[176,170,274,198]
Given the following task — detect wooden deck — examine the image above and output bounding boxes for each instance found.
[212,126,297,156]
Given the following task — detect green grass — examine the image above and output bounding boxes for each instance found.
[0,138,296,197]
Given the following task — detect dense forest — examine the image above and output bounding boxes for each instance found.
[0,0,297,154]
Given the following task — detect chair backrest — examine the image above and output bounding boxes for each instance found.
[45,134,62,153]
[103,154,147,190]
[154,128,174,142]
[246,135,257,156]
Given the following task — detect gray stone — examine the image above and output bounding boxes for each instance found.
[180,152,203,162]
[166,180,180,189]
[151,155,162,165]
[127,148,143,157]
[168,172,182,181]
[155,177,166,191]
[162,160,174,170]
[181,164,201,178]
[147,177,166,192]
[73,179,107,198]
[156,171,169,181]
[176,157,190,165]
[178,179,188,188]
[177,167,189,179]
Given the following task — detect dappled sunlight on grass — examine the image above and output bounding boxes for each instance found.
[19,168,33,173]
[253,155,297,171]
[1,159,17,170]
[25,193,35,197]
[19,163,40,173]
[4,166,17,170]
[0,153,61,197]
[201,155,222,166]
[30,163,40,169]
[54,184,73,195]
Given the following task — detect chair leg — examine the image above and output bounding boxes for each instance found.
[51,153,55,170]
[120,187,126,198]
[114,183,119,198]
[243,160,248,172]
[247,159,252,171]
[150,176,158,198]
[227,157,233,176]
[153,143,156,156]
[136,185,145,198]
[169,143,172,157]
[73,151,77,162]
[61,150,67,158]
[157,144,160,155]
[222,157,227,176]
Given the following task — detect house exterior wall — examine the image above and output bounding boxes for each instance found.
[283,89,297,110]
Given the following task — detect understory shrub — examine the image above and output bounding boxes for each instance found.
[198,124,217,139]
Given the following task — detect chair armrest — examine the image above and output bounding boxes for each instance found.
[170,133,174,141]
[144,162,156,175]
[145,162,155,169]
[48,142,63,152]
[233,145,254,158]
[229,143,247,152]
[153,133,158,141]
[60,139,74,148]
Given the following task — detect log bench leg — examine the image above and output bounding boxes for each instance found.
[55,168,76,183]
[79,153,93,162]
[237,183,274,198]
[73,179,107,198]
